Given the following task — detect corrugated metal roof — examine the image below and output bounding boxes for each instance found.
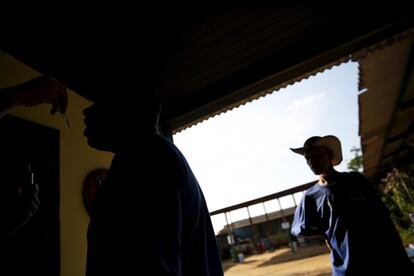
[358,30,414,178]
[173,28,414,134]
[172,56,351,133]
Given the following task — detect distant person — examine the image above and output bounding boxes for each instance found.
[0,76,68,239]
[290,135,414,276]
[83,85,223,276]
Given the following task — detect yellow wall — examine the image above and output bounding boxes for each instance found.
[0,52,114,276]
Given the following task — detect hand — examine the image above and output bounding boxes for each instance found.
[14,76,68,115]
[18,182,40,217]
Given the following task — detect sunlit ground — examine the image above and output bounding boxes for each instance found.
[223,245,331,276]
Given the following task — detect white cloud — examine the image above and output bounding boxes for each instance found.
[284,92,327,111]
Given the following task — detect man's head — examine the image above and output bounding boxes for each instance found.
[290,135,342,175]
[83,86,161,152]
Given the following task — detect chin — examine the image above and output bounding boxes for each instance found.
[86,138,100,150]
[85,137,110,152]
[311,168,323,175]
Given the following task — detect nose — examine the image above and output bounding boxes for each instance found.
[306,157,318,168]
[83,104,94,116]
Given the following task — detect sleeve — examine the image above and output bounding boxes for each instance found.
[291,193,321,237]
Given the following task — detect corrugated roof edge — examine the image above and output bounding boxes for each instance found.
[172,57,350,134]
[357,28,414,91]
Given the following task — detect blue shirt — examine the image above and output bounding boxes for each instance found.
[86,134,223,276]
[291,172,413,276]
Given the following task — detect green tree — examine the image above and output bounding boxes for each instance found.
[381,165,414,245]
[347,147,363,172]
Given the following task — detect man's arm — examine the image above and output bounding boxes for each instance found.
[0,76,68,118]
[291,194,322,237]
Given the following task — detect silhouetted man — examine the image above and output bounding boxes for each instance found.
[290,135,414,276]
[83,86,223,276]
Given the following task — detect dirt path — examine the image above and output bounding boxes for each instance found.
[223,245,332,276]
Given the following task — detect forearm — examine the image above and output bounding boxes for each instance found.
[1,76,68,117]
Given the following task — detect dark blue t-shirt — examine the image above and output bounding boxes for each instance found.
[86,134,223,276]
[291,172,413,276]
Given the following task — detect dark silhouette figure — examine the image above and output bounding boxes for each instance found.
[83,87,223,276]
[290,135,414,276]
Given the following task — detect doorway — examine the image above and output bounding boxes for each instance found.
[0,115,60,276]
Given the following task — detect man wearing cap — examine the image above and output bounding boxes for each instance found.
[290,135,413,276]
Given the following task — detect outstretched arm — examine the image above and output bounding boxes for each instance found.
[0,76,68,118]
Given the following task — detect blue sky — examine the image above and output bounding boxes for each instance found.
[174,61,360,233]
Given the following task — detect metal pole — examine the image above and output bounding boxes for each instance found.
[246,206,258,252]
[246,206,253,225]
[224,212,230,230]
[262,203,270,222]
[277,198,287,222]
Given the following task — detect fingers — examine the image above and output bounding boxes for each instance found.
[50,102,58,115]
[50,88,68,115]
[58,86,68,114]
[50,78,68,114]
[33,183,39,195]
[46,78,68,115]
[16,75,69,114]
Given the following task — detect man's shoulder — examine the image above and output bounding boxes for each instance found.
[127,134,179,155]
[151,135,185,159]
[139,134,189,166]
[340,171,370,184]
[341,171,366,178]
[303,182,323,197]
[344,171,360,176]
[116,134,194,176]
